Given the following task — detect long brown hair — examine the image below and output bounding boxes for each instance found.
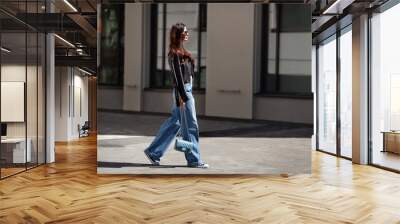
[168,22,195,63]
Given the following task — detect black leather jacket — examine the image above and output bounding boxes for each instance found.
[168,52,195,107]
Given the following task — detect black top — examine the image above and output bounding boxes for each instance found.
[168,52,195,107]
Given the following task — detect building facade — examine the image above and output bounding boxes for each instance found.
[98,3,314,125]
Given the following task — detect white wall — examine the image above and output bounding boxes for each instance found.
[123,3,145,112]
[55,67,70,141]
[1,65,36,137]
[72,73,89,138]
[205,4,255,119]
[55,67,89,141]
[143,90,206,115]
[1,63,46,164]
[254,96,313,124]
[98,86,123,110]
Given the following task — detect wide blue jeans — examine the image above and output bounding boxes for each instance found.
[144,82,202,165]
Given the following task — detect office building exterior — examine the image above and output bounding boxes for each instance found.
[0,1,400,222]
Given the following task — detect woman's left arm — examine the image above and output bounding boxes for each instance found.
[191,59,195,77]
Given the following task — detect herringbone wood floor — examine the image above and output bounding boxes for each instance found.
[1,135,400,224]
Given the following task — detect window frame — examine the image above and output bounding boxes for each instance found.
[260,4,313,98]
[315,23,353,161]
[98,4,125,87]
[149,3,207,90]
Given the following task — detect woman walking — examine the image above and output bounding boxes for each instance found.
[144,22,209,169]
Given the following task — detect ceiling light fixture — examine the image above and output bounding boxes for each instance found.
[54,34,75,48]
[322,0,343,15]
[78,67,93,76]
[322,0,355,15]
[76,48,86,55]
[1,47,11,53]
[63,0,78,12]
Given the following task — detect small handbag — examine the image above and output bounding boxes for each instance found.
[174,106,195,153]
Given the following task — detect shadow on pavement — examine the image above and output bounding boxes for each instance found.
[97,161,190,168]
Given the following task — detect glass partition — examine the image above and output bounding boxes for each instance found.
[1,30,28,177]
[0,1,46,179]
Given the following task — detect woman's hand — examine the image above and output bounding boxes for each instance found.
[179,97,185,108]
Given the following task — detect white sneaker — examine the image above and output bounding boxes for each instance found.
[188,162,209,169]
